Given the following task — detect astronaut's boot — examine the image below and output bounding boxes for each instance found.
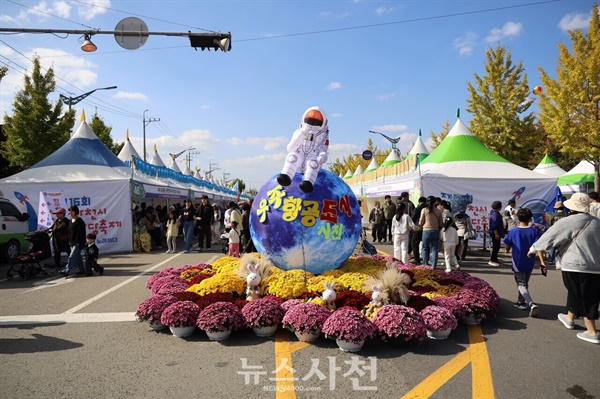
[277,174,292,187]
[299,180,314,193]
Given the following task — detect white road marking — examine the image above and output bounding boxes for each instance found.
[0,312,135,326]
[24,276,74,292]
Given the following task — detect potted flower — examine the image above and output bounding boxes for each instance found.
[196,301,245,341]
[242,297,285,337]
[135,294,178,330]
[454,289,496,324]
[282,302,331,342]
[371,305,427,345]
[160,300,201,337]
[420,305,458,339]
[322,307,376,352]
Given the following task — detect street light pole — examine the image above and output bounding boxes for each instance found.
[59,85,117,111]
[142,109,160,162]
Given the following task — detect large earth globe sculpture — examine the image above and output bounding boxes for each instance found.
[250,170,362,274]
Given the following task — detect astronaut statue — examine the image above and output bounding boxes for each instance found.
[276,106,329,193]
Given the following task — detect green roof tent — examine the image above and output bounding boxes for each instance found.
[364,157,379,173]
[398,118,555,242]
[353,164,365,176]
[380,150,402,167]
[343,169,353,180]
[533,154,566,178]
[558,160,595,194]
[405,129,430,162]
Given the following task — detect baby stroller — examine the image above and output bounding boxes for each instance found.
[220,228,230,254]
[357,227,377,256]
[6,231,52,280]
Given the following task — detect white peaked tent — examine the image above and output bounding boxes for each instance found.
[352,118,556,243]
[149,144,166,167]
[380,150,402,167]
[533,154,566,178]
[405,129,430,163]
[417,118,556,240]
[0,120,133,253]
[364,158,379,173]
[117,130,141,166]
[353,164,365,176]
[558,160,596,194]
[343,170,353,180]
[168,158,182,173]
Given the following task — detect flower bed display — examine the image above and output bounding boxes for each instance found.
[136,255,500,350]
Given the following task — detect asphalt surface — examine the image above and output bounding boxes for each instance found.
[0,241,598,399]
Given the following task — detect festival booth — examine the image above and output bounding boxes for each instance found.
[532,154,566,178]
[557,160,596,195]
[0,121,134,253]
[347,118,557,244]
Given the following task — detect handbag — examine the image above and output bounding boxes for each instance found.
[466,229,476,240]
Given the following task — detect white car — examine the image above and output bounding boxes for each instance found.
[0,198,30,261]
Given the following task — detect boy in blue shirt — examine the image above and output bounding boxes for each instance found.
[504,208,546,317]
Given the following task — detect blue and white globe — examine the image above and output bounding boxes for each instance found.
[250,170,362,274]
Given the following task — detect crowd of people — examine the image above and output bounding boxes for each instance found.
[133,196,256,257]
[369,191,600,345]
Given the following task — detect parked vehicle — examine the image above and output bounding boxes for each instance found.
[0,197,30,261]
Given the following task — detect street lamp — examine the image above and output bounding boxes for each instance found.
[59,86,117,111]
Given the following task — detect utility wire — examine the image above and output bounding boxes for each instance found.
[6,0,99,30]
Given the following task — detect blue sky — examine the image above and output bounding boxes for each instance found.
[0,0,595,190]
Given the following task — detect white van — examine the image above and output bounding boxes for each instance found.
[0,198,30,261]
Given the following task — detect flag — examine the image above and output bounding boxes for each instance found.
[38,190,67,230]
[232,181,239,192]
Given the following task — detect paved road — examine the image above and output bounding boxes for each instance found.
[0,243,598,399]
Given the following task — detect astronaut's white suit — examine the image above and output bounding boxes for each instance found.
[277,106,329,193]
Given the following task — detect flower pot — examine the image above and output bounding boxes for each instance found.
[295,331,320,342]
[205,329,232,341]
[169,325,196,338]
[462,314,482,325]
[149,321,166,331]
[426,327,452,340]
[253,325,278,337]
[336,339,364,352]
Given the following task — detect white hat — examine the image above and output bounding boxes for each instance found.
[564,193,590,213]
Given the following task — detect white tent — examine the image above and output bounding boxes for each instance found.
[149,144,165,167]
[364,158,379,174]
[168,158,182,173]
[353,164,364,176]
[351,119,556,242]
[533,154,566,178]
[117,130,141,166]
[0,121,133,253]
[558,160,596,194]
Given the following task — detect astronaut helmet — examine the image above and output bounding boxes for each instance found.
[301,106,327,128]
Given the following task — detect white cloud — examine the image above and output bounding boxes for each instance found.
[453,32,477,56]
[485,21,523,42]
[330,112,342,118]
[226,136,288,151]
[114,91,147,101]
[375,6,394,15]
[325,82,341,90]
[558,11,591,32]
[0,14,19,24]
[371,124,408,133]
[75,0,111,20]
[377,93,395,100]
[32,47,98,88]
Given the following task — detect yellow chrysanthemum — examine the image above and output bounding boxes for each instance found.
[408,268,445,282]
[187,273,246,296]
[180,268,213,282]
[434,284,463,296]
[211,257,240,274]
[262,269,314,300]
[307,276,341,294]
[412,278,441,288]
[307,297,329,308]
[421,291,444,299]
[336,272,372,292]
[321,269,345,278]
[337,257,386,275]
[269,266,285,275]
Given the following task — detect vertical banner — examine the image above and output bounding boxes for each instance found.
[38,190,67,230]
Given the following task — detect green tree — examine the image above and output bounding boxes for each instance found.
[0,65,22,178]
[89,112,124,155]
[0,65,7,81]
[328,138,388,176]
[466,44,537,167]
[538,3,600,190]
[0,58,74,169]
[230,178,246,193]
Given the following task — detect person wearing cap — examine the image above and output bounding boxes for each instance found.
[529,193,600,345]
[177,199,195,253]
[59,205,87,277]
[48,208,70,269]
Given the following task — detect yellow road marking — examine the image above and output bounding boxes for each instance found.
[274,330,298,399]
[467,324,495,398]
[401,324,495,399]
